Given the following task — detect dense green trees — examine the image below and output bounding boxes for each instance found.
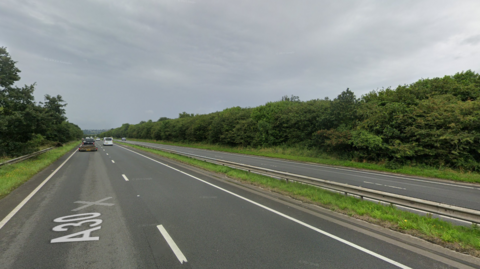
[101,70,480,171]
[0,47,82,157]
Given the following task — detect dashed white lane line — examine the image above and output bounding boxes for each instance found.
[103,149,105,151]
[0,149,77,230]
[122,174,129,181]
[106,153,109,155]
[157,225,188,264]
[364,181,406,190]
[111,160,115,163]
[118,145,411,269]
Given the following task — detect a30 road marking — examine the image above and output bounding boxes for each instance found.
[0,150,77,230]
[157,225,187,264]
[118,145,411,269]
[112,160,115,163]
[122,174,129,181]
[51,213,103,243]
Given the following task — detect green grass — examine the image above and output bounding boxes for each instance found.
[0,141,80,199]
[125,138,480,184]
[119,141,480,256]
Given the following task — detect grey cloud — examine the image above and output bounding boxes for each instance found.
[1,0,479,129]
[463,35,480,45]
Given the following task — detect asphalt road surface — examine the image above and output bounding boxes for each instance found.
[1,142,479,268]
[121,140,480,211]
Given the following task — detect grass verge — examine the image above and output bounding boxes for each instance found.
[0,141,79,199]
[125,138,480,184]
[119,141,480,257]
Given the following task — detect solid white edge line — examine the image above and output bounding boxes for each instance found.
[122,174,129,181]
[157,225,188,264]
[0,149,77,230]
[118,145,411,269]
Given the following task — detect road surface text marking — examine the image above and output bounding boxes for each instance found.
[119,145,411,269]
[72,197,114,211]
[51,213,102,243]
[157,225,188,264]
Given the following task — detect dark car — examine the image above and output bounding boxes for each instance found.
[79,138,98,152]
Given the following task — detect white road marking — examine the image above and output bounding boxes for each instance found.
[364,181,406,190]
[112,160,115,163]
[122,174,129,181]
[386,185,406,190]
[157,225,188,264]
[106,153,109,155]
[118,145,411,269]
[72,197,114,211]
[103,149,105,151]
[0,150,77,230]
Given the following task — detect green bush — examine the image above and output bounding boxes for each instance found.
[101,70,480,171]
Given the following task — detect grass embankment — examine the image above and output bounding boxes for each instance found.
[126,138,480,184]
[0,143,59,164]
[0,141,80,199]
[118,141,480,256]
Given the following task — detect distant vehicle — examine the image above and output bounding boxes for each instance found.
[103,137,113,146]
[79,138,97,152]
[122,137,126,141]
[96,138,100,141]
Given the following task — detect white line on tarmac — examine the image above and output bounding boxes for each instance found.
[122,174,129,181]
[157,225,188,264]
[112,160,115,163]
[118,145,411,269]
[106,153,109,155]
[0,149,77,230]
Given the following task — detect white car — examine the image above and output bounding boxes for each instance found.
[103,137,113,146]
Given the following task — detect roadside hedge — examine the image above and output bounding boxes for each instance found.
[101,70,480,171]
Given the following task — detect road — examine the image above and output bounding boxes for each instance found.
[121,140,480,211]
[0,142,479,268]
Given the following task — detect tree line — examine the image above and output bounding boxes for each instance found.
[0,47,83,157]
[101,70,480,171]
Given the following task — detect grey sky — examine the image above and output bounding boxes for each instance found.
[1,0,479,129]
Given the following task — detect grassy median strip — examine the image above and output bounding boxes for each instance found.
[119,141,480,256]
[126,138,480,184]
[0,141,80,199]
